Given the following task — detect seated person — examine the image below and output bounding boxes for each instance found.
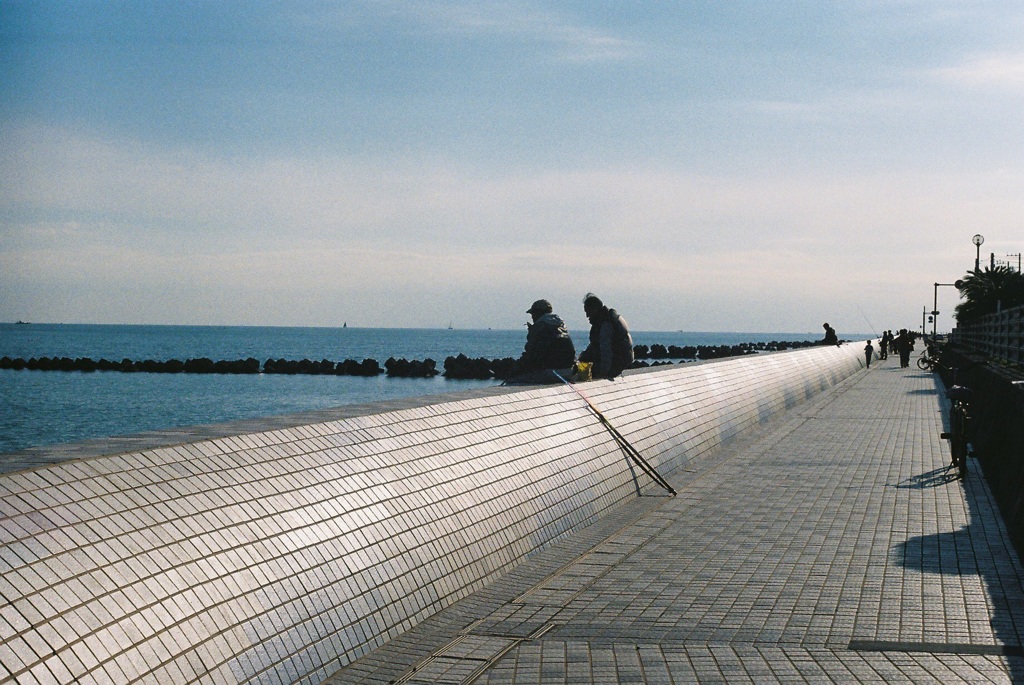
[821,322,839,346]
[507,299,576,383]
[578,293,634,379]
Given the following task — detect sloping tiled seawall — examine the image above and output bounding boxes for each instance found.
[0,344,867,684]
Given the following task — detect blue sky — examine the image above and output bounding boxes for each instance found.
[1,1,1022,333]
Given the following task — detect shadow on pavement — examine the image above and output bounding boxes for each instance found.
[895,470,1024,680]
[892,372,1024,680]
[894,466,958,489]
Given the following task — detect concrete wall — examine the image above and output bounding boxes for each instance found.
[0,344,866,685]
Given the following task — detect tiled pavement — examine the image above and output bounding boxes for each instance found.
[329,358,1024,684]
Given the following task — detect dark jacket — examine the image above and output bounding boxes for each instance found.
[821,326,839,346]
[579,307,633,379]
[518,313,576,371]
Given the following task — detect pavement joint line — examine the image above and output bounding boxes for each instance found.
[392,624,557,685]
[510,551,625,605]
[848,639,1024,657]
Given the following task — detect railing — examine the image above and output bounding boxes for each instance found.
[950,303,1024,363]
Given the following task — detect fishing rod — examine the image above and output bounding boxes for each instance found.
[553,371,676,496]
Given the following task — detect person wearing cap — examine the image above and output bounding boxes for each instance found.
[514,299,576,376]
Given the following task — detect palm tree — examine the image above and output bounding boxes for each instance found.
[955,266,1024,322]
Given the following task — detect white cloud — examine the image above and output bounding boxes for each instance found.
[5,124,1018,255]
[745,85,921,122]
[930,52,1024,89]
[354,0,638,63]
[0,125,880,254]
[2,124,1018,329]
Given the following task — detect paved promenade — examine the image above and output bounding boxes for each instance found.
[329,357,1024,684]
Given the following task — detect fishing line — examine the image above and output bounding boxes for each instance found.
[855,304,879,338]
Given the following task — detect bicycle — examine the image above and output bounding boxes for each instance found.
[940,385,973,480]
[917,341,942,371]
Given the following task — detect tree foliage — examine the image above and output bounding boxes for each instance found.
[955,266,1024,322]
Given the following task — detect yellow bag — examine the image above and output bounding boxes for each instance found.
[573,361,592,382]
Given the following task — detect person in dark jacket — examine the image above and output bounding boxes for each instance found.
[894,328,915,368]
[578,293,634,379]
[514,299,576,375]
[821,323,839,346]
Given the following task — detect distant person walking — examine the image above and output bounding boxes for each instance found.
[821,323,839,346]
[894,329,914,368]
[864,340,874,368]
[510,299,576,381]
[878,331,890,360]
[578,293,634,379]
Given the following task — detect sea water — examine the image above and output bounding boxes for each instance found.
[0,324,835,453]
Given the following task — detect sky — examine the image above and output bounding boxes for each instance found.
[1,1,1022,334]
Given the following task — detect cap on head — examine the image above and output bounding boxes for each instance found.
[527,299,553,315]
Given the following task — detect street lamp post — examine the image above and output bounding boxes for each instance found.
[932,281,963,338]
[973,234,985,272]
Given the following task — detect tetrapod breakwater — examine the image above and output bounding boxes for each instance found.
[0,338,826,380]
